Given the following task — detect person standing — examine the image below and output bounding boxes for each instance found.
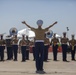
[61,32,69,62]
[0,34,5,61]
[19,35,26,62]
[6,35,13,60]
[22,20,57,73]
[69,34,76,61]
[44,33,50,61]
[51,33,59,61]
[12,35,18,61]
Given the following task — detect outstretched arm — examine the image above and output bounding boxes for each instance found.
[22,21,34,29]
[45,21,57,30]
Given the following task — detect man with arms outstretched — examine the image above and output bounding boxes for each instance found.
[22,20,57,73]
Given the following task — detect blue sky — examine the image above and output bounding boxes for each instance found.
[0,0,76,39]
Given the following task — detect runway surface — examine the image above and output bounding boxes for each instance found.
[0,52,76,75]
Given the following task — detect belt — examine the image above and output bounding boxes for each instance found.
[13,44,18,45]
[35,40,44,42]
[62,43,67,44]
[21,45,26,46]
[44,44,49,46]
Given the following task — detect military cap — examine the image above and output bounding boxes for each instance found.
[63,32,66,35]
[71,34,75,37]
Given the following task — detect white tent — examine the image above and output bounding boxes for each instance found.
[17,28,35,41]
[55,34,61,38]
[17,28,35,38]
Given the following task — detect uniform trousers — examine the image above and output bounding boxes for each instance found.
[52,45,58,61]
[70,46,76,60]
[21,46,26,61]
[61,44,68,61]
[35,42,44,71]
[12,45,18,60]
[32,46,35,60]
[0,46,5,61]
[26,46,29,60]
[7,46,13,60]
[44,45,49,61]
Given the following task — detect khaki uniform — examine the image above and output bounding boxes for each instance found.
[31,28,48,40]
[6,36,13,60]
[44,38,50,61]
[0,39,5,61]
[61,37,69,61]
[22,20,57,72]
[25,38,30,60]
[19,39,26,61]
[12,37,18,61]
[31,28,48,71]
[19,39,26,46]
[69,39,76,60]
[51,38,59,46]
[69,39,76,50]
[51,37,59,61]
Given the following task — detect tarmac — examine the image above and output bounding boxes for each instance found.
[0,52,76,75]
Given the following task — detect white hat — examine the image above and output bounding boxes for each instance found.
[37,20,43,26]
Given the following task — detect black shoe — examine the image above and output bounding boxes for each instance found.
[21,60,26,62]
[0,60,5,62]
[8,58,13,60]
[33,59,35,61]
[44,60,49,62]
[63,60,69,62]
[26,58,29,60]
[53,59,57,61]
[6,58,10,60]
[36,70,46,74]
[14,59,17,61]
[72,59,76,61]
[36,70,40,73]
[72,59,75,60]
[63,60,66,61]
